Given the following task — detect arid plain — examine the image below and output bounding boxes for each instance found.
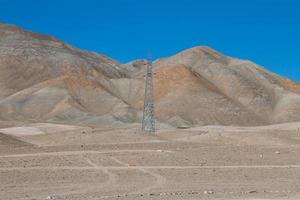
[1,121,300,200]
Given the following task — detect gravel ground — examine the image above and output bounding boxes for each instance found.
[0,122,300,200]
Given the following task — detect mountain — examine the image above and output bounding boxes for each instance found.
[1,23,300,128]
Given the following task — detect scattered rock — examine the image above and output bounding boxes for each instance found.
[204,190,214,195]
[275,151,280,154]
[168,116,192,129]
[46,196,54,200]
[260,154,263,158]
[249,190,258,194]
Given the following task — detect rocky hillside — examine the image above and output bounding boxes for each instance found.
[1,23,300,128]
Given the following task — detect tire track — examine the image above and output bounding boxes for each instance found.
[110,156,165,194]
[1,165,300,171]
[0,149,172,158]
[82,154,118,188]
[45,154,119,199]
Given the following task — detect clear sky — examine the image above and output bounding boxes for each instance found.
[1,0,299,81]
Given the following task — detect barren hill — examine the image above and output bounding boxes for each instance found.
[1,23,300,127]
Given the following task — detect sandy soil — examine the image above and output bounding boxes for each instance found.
[0,122,300,200]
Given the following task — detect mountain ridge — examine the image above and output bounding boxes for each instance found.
[1,23,300,127]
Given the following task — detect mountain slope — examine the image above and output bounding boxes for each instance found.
[1,23,300,127]
[0,24,127,99]
[0,24,135,126]
[153,46,300,125]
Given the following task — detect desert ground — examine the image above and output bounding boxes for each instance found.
[0,121,300,200]
[1,23,300,200]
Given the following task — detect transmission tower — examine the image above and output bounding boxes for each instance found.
[142,61,155,133]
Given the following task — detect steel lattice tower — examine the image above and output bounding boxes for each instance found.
[142,61,155,133]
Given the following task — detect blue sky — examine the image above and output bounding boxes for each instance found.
[1,0,299,81]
